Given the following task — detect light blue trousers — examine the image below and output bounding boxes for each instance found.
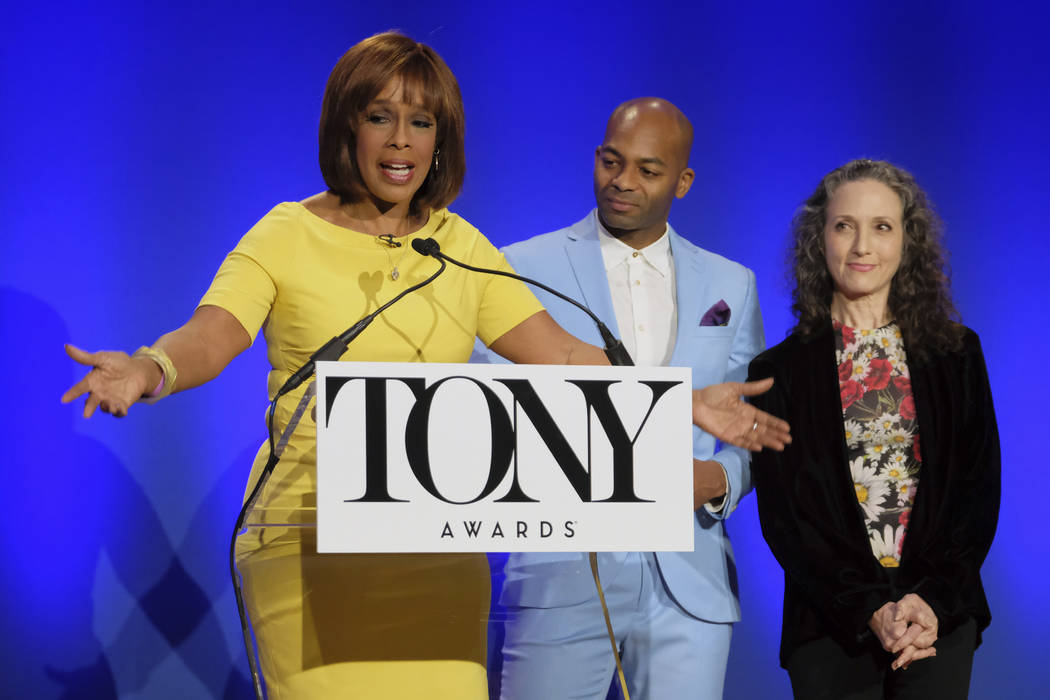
[498,552,732,700]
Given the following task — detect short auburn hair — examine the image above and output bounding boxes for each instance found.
[318,32,466,216]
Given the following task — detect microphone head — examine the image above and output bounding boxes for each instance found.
[411,237,440,256]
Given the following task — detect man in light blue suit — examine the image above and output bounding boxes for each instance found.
[488,98,765,699]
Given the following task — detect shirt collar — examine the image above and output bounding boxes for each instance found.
[596,213,673,276]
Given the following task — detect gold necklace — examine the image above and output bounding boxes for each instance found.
[377,234,408,280]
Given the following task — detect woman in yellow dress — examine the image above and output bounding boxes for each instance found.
[61,32,788,699]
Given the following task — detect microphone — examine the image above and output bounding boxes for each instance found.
[411,237,440,257]
[412,237,633,366]
[413,237,635,696]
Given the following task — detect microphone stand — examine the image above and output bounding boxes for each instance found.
[229,253,447,699]
[411,237,633,366]
[413,236,635,699]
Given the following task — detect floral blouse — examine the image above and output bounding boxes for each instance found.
[834,321,923,568]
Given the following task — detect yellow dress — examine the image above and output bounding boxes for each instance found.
[199,202,543,699]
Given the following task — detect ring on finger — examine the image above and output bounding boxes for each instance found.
[751,420,759,432]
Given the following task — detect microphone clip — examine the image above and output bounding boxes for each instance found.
[377,234,402,248]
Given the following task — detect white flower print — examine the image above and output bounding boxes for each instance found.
[886,428,910,451]
[875,412,899,435]
[836,321,920,568]
[850,457,889,523]
[870,523,904,568]
[885,451,909,479]
[852,354,871,380]
[843,419,864,447]
[864,441,890,462]
[896,478,917,504]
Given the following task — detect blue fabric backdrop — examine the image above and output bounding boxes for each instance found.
[3,1,1046,697]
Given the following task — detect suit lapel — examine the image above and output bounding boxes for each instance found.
[565,215,620,338]
[668,229,711,367]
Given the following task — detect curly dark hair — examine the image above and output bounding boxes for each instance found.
[789,158,963,361]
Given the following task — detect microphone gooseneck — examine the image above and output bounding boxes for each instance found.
[413,237,634,366]
[281,253,448,395]
[413,236,636,700]
[229,249,448,699]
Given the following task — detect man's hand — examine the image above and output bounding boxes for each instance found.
[693,459,727,509]
[692,378,791,451]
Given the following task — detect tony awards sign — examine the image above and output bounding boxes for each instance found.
[316,362,694,552]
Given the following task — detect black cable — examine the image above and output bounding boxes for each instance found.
[227,254,447,699]
[414,238,633,366]
[413,238,638,698]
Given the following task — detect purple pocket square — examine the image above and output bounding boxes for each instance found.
[700,300,731,327]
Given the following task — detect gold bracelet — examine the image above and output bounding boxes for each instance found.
[132,345,177,403]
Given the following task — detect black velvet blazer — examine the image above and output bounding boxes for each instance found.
[747,321,1000,667]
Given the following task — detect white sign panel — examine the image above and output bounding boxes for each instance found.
[315,361,693,553]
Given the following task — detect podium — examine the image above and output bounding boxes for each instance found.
[236,361,694,698]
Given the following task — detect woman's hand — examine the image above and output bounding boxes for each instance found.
[60,307,251,419]
[869,600,908,651]
[61,344,159,418]
[892,642,937,670]
[869,594,939,670]
[888,593,939,669]
[692,378,791,451]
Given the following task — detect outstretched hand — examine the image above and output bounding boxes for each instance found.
[61,344,157,418]
[692,378,791,451]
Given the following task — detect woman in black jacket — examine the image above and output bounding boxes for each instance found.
[748,159,999,699]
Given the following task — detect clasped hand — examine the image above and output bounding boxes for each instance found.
[868,593,939,670]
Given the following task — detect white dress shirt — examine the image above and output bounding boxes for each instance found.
[596,216,728,512]
[597,221,677,366]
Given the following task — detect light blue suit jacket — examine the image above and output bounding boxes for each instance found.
[482,211,764,623]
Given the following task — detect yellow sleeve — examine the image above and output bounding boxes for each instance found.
[465,229,545,347]
[197,204,296,344]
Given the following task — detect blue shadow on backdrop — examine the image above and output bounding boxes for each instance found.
[3,1,1047,697]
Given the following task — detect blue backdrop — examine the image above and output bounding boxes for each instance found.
[4,1,1047,697]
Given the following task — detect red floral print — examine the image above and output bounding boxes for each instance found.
[839,359,854,383]
[864,358,893,391]
[840,380,865,409]
[835,322,922,569]
[900,395,916,420]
